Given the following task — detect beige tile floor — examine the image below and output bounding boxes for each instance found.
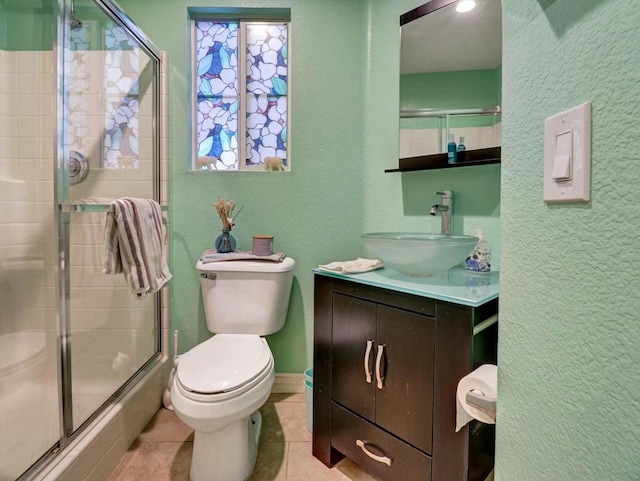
[106,392,381,481]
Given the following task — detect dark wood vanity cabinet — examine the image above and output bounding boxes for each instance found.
[331,294,435,454]
[313,274,498,481]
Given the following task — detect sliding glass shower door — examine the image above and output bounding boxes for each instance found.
[60,0,160,431]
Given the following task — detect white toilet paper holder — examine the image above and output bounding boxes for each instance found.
[465,391,497,412]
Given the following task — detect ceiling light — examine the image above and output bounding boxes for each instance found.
[456,0,477,13]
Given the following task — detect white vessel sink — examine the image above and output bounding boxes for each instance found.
[362,232,478,276]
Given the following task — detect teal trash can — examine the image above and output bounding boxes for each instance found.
[304,368,313,432]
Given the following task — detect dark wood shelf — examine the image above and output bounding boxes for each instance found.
[386,146,501,173]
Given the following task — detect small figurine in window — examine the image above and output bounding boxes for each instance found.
[264,156,285,171]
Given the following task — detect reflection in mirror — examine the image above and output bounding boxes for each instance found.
[400,0,502,160]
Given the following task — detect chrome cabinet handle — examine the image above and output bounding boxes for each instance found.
[355,439,392,466]
[364,340,373,383]
[375,344,385,389]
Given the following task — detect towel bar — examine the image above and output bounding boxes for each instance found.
[473,314,498,336]
[59,202,168,213]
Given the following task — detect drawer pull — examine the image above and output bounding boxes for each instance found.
[364,340,374,383]
[375,344,385,389]
[355,439,392,466]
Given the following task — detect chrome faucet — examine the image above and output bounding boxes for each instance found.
[430,190,452,235]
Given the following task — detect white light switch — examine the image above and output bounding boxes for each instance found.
[551,131,572,181]
[543,102,591,202]
[552,154,571,181]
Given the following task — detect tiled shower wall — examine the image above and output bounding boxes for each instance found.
[0,46,169,343]
[0,44,169,479]
[0,49,56,338]
[0,47,61,481]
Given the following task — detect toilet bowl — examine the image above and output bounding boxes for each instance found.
[172,256,295,481]
[172,334,274,432]
[172,334,275,481]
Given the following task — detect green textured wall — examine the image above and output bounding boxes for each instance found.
[117,0,369,372]
[119,0,501,373]
[0,0,5,48]
[1,0,55,51]
[498,1,640,479]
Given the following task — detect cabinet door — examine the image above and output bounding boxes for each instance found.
[331,293,377,422]
[376,305,435,454]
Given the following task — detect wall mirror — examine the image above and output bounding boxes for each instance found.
[399,0,502,161]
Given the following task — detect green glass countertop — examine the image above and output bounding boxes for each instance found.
[313,266,499,308]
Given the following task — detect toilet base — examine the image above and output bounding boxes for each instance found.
[190,411,262,481]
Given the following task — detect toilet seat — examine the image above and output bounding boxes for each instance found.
[175,334,273,403]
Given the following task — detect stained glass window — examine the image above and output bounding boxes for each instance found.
[193,19,289,171]
[195,21,239,169]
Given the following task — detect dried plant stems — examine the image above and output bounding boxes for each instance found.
[213,198,236,230]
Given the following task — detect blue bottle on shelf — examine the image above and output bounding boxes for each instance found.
[447,133,457,164]
[457,136,466,152]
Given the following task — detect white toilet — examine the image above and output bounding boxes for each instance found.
[171,256,296,481]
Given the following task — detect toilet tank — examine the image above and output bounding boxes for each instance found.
[195,257,296,335]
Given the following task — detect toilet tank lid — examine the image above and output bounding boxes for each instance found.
[196,256,295,273]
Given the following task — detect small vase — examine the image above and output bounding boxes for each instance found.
[215,229,236,253]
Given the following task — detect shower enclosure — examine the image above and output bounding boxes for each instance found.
[0,0,164,479]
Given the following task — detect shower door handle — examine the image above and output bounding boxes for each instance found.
[59,202,168,213]
[58,202,110,213]
[59,203,78,213]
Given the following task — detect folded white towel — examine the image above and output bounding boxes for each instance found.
[200,250,286,263]
[103,198,172,297]
[318,258,383,274]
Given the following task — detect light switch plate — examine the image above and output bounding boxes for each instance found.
[543,102,591,202]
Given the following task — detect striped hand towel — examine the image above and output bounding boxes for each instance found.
[103,198,172,297]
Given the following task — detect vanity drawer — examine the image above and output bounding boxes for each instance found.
[331,402,432,481]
